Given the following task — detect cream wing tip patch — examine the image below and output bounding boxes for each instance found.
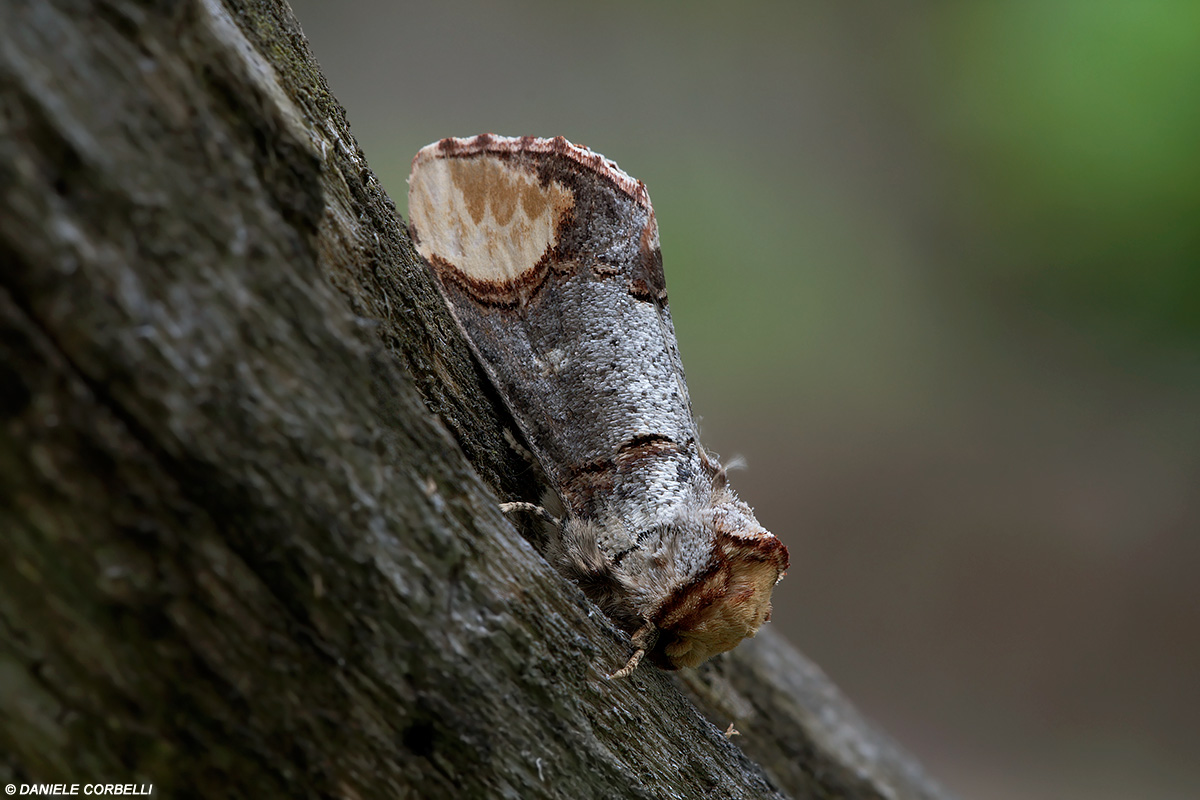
[409,151,573,286]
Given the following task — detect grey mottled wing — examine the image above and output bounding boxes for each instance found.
[408,135,704,532]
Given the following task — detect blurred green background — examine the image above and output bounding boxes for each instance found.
[287,1,1200,798]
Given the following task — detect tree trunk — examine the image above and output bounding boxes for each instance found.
[0,1,955,797]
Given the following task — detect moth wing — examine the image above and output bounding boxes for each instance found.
[408,135,701,524]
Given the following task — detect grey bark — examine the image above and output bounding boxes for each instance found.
[0,0,956,798]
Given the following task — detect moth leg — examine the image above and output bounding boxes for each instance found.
[607,621,657,680]
[607,648,644,680]
[499,501,561,529]
[502,428,538,467]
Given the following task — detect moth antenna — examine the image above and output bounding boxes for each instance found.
[723,455,748,473]
[499,502,561,529]
[606,621,657,680]
[712,454,749,490]
[713,465,729,490]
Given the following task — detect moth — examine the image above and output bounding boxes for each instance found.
[408,134,788,676]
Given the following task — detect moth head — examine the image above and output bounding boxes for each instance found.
[648,499,789,669]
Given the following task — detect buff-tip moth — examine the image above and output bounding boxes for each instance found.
[408,135,788,676]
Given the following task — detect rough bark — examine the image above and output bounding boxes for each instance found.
[0,1,955,798]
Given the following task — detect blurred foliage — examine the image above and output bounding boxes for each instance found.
[650,150,936,418]
[937,0,1200,346]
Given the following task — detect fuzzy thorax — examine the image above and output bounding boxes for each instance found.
[551,490,789,671]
